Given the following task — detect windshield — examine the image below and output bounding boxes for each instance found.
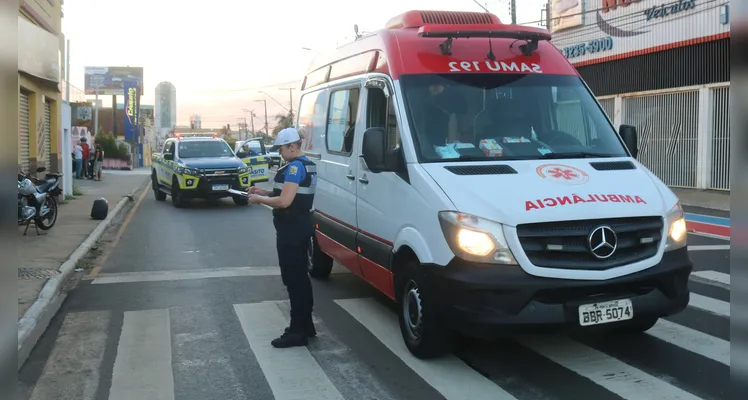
[178,140,234,158]
[399,74,628,162]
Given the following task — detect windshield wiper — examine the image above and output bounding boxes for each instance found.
[538,152,615,159]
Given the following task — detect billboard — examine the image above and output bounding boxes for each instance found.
[552,0,584,31]
[84,66,143,95]
[123,80,141,142]
[551,0,730,65]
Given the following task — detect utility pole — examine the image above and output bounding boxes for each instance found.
[510,0,517,24]
[250,112,255,136]
[279,87,295,116]
[545,0,551,31]
[255,99,269,137]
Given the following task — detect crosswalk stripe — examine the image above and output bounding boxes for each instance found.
[29,311,111,400]
[689,293,730,317]
[90,265,350,284]
[109,309,175,400]
[335,297,518,400]
[517,335,702,400]
[690,270,730,288]
[647,319,730,366]
[234,302,345,400]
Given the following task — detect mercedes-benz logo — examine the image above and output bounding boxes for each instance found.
[588,225,618,259]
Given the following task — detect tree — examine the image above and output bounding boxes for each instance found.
[272,111,295,137]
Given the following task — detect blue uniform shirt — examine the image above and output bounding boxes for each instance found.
[283,156,310,185]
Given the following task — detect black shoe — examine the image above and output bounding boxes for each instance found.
[271,331,308,348]
[284,325,317,337]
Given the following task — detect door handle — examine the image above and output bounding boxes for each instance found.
[346,173,355,180]
[358,177,369,184]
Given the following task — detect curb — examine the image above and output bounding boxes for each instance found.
[17,176,150,369]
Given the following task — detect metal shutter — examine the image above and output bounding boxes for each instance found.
[19,92,30,173]
[44,101,52,170]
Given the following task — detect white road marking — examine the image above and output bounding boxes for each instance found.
[109,309,175,400]
[517,335,702,400]
[335,297,518,400]
[29,311,111,400]
[690,270,730,289]
[234,302,345,400]
[687,245,730,251]
[647,319,730,366]
[91,265,350,284]
[689,293,730,317]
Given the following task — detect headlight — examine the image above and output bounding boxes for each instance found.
[664,202,687,252]
[177,167,199,176]
[238,165,250,173]
[438,211,517,265]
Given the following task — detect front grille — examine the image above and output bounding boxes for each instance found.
[516,217,663,270]
[202,167,239,177]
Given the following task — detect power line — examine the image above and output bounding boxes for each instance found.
[189,79,302,94]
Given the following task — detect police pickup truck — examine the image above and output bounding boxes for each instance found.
[151,133,252,207]
[233,137,271,183]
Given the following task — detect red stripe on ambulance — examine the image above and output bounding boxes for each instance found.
[526,194,647,211]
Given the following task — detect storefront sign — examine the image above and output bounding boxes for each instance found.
[644,0,696,21]
[561,36,614,59]
[123,79,140,142]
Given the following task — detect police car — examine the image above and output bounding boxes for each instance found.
[233,138,271,183]
[151,133,251,207]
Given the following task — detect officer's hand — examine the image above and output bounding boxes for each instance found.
[247,194,262,204]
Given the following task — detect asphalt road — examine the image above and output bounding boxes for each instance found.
[18,180,730,400]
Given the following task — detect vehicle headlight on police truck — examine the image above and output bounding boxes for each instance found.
[664,202,688,252]
[438,211,517,264]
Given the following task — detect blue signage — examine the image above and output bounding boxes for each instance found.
[123,79,140,142]
[561,36,614,59]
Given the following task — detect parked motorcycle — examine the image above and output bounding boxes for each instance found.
[18,167,61,235]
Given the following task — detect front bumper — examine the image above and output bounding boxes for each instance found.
[425,247,692,337]
[179,173,251,198]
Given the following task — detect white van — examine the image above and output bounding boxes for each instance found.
[297,10,693,359]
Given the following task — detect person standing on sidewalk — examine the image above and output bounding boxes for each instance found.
[246,127,318,348]
[73,140,83,179]
[80,138,90,179]
[93,144,104,181]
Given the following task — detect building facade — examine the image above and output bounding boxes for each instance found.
[155,81,177,129]
[551,0,731,191]
[18,0,63,175]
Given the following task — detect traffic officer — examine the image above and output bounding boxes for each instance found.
[246,127,317,348]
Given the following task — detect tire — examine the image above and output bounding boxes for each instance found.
[397,261,452,359]
[171,178,186,208]
[613,317,659,334]
[36,195,58,230]
[307,233,333,279]
[152,173,166,201]
[233,195,248,206]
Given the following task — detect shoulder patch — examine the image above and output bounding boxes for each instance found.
[289,165,298,175]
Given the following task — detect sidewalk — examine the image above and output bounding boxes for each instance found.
[18,169,150,319]
[670,187,730,212]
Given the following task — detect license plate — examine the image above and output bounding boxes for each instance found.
[578,299,633,326]
[212,184,229,191]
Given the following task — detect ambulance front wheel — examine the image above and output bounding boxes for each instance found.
[398,261,452,359]
[308,233,333,279]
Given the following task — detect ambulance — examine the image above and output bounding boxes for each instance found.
[299,10,693,359]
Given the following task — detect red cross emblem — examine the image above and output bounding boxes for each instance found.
[536,164,589,185]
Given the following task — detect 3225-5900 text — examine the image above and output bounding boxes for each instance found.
[562,37,614,59]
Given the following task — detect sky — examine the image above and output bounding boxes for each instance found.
[62,0,548,129]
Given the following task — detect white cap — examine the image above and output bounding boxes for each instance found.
[270,127,301,151]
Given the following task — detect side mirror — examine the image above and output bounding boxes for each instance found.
[36,166,46,173]
[164,153,174,161]
[361,127,387,172]
[619,124,638,159]
[236,151,247,158]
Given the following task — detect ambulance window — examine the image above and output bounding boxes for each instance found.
[326,87,360,156]
[552,86,595,146]
[297,89,327,152]
[366,88,400,151]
